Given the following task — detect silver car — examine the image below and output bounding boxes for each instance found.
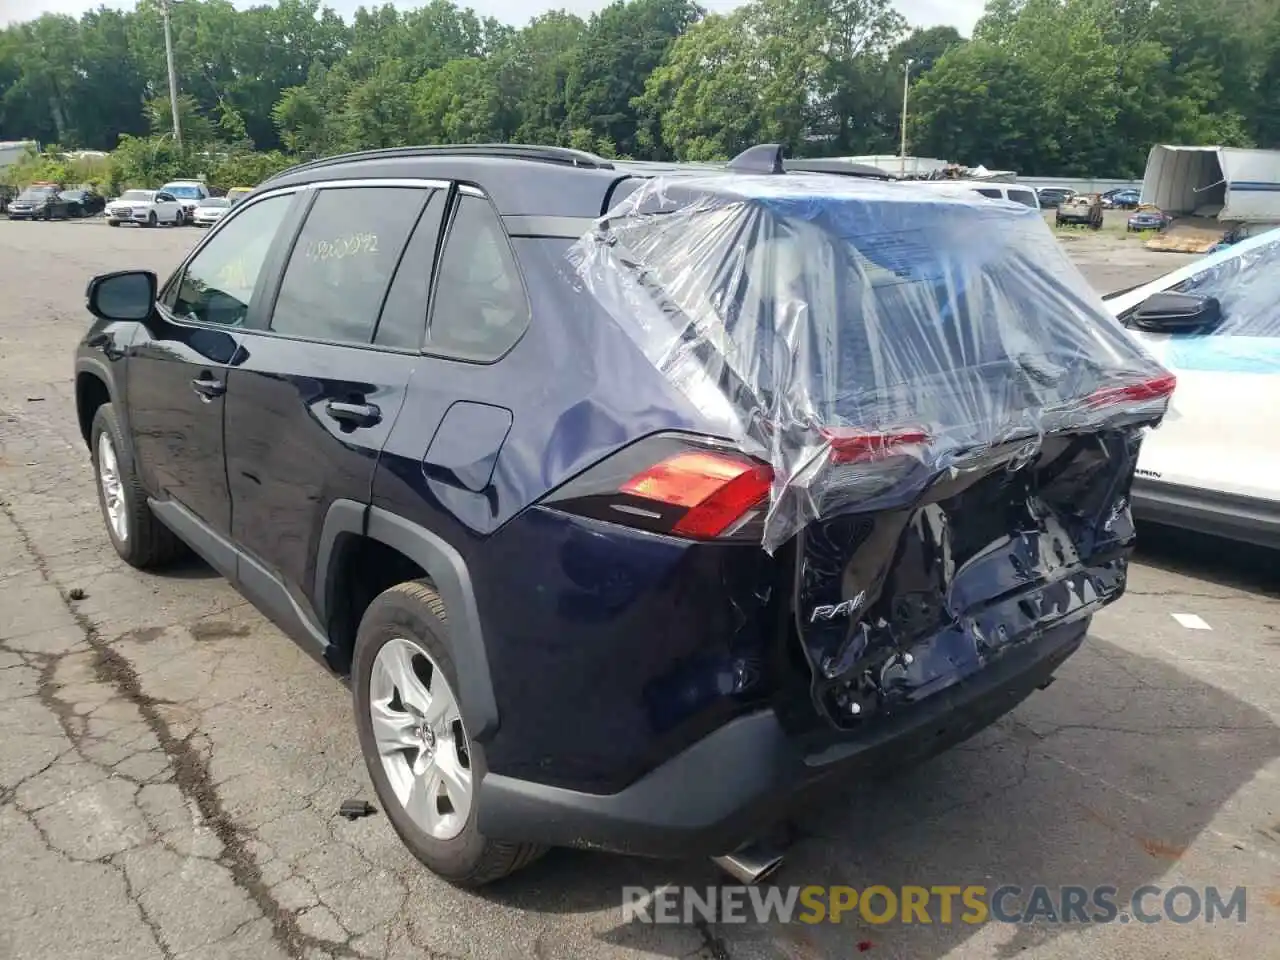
[191,197,232,227]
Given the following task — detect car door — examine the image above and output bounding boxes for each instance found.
[127,191,299,537]
[153,193,176,223]
[223,180,449,618]
[1109,231,1280,502]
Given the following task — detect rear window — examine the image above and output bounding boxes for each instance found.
[578,186,1146,431]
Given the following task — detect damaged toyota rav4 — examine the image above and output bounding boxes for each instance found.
[73,143,1173,887]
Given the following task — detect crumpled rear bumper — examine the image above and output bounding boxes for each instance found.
[475,617,1087,858]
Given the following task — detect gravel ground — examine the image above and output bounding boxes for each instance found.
[0,217,1276,960]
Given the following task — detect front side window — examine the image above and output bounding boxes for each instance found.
[269,186,429,345]
[167,194,293,327]
[1008,190,1038,208]
[976,188,1002,199]
[428,194,530,359]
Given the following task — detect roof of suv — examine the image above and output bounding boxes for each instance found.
[259,144,897,222]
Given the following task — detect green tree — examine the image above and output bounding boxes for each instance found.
[565,0,703,158]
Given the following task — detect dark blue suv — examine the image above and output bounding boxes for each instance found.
[74,144,1172,886]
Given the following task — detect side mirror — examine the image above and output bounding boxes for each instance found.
[1129,291,1222,333]
[87,270,157,322]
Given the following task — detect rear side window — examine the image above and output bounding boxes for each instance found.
[428,194,530,359]
[374,191,448,349]
[1008,190,1038,208]
[976,188,1002,199]
[270,187,428,345]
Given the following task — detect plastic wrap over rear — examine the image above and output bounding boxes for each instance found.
[570,174,1171,552]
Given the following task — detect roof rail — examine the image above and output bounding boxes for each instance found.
[783,158,892,181]
[263,143,615,183]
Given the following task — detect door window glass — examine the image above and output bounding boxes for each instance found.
[1008,190,1038,208]
[167,194,292,327]
[976,188,1002,199]
[374,191,447,349]
[270,187,428,345]
[428,194,530,359]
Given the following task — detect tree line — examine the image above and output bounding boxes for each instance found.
[1,0,1277,190]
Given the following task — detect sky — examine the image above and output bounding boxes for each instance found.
[1,0,987,33]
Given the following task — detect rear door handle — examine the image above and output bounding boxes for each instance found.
[191,375,226,400]
[324,400,382,428]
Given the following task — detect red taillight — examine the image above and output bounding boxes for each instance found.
[820,428,931,464]
[1087,373,1176,408]
[621,451,773,538]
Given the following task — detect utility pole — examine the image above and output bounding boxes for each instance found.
[161,0,182,148]
[899,58,914,179]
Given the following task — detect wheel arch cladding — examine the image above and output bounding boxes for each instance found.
[316,500,500,741]
[75,368,112,443]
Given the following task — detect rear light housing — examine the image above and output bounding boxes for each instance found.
[1086,373,1176,409]
[542,434,773,541]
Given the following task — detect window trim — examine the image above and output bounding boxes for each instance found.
[241,180,449,353]
[371,188,450,351]
[420,183,534,365]
[157,187,306,332]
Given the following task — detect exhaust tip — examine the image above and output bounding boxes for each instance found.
[711,846,785,885]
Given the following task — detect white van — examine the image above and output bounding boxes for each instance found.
[911,179,1042,210]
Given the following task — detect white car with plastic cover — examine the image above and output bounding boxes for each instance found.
[1103,227,1280,548]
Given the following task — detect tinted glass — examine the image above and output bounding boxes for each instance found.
[1008,190,1038,208]
[270,187,429,345]
[976,188,1002,199]
[168,194,292,327]
[428,194,529,358]
[164,184,204,199]
[375,191,447,349]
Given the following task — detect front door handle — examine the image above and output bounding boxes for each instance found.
[191,374,226,401]
[324,400,382,428]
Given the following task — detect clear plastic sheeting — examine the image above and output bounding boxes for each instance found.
[1171,230,1280,337]
[570,174,1172,552]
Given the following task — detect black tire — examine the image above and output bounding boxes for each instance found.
[147,211,157,228]
[352,581,545,887]
[107,219,119,227]
[89,404,187,569]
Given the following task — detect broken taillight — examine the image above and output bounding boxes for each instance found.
[1086,373,1176,409]
[819,428,931,464]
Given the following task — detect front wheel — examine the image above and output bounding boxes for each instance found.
[352,581,545,887]
[147,212,157,228]
[89,404,186,569]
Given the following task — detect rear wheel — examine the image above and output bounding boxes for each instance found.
[90,404,186,569]
[352,581,545,887]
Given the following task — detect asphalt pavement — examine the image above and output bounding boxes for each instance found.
[0,217,1276,960]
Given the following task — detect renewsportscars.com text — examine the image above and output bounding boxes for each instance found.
[622,884,1249,926]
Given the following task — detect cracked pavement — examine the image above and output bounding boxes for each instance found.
[1,218,1277,960]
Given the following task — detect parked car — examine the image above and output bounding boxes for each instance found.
[60,188,106,218]
[74,143,1172,887]
[0,184,16,213]
[1055,193,1103,229]
[7,183,70,220]
[1102,189,1141,210]
[1036,186,1076,208]
[159,178,211,223]
[191,196,232,226]
[225,186,254,205]
[104,189,184,227]
[1127,208,1171,232]
[1104,228,1280,548]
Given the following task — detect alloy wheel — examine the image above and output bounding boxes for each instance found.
[368,638,473,840]
[97,432,128,543]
